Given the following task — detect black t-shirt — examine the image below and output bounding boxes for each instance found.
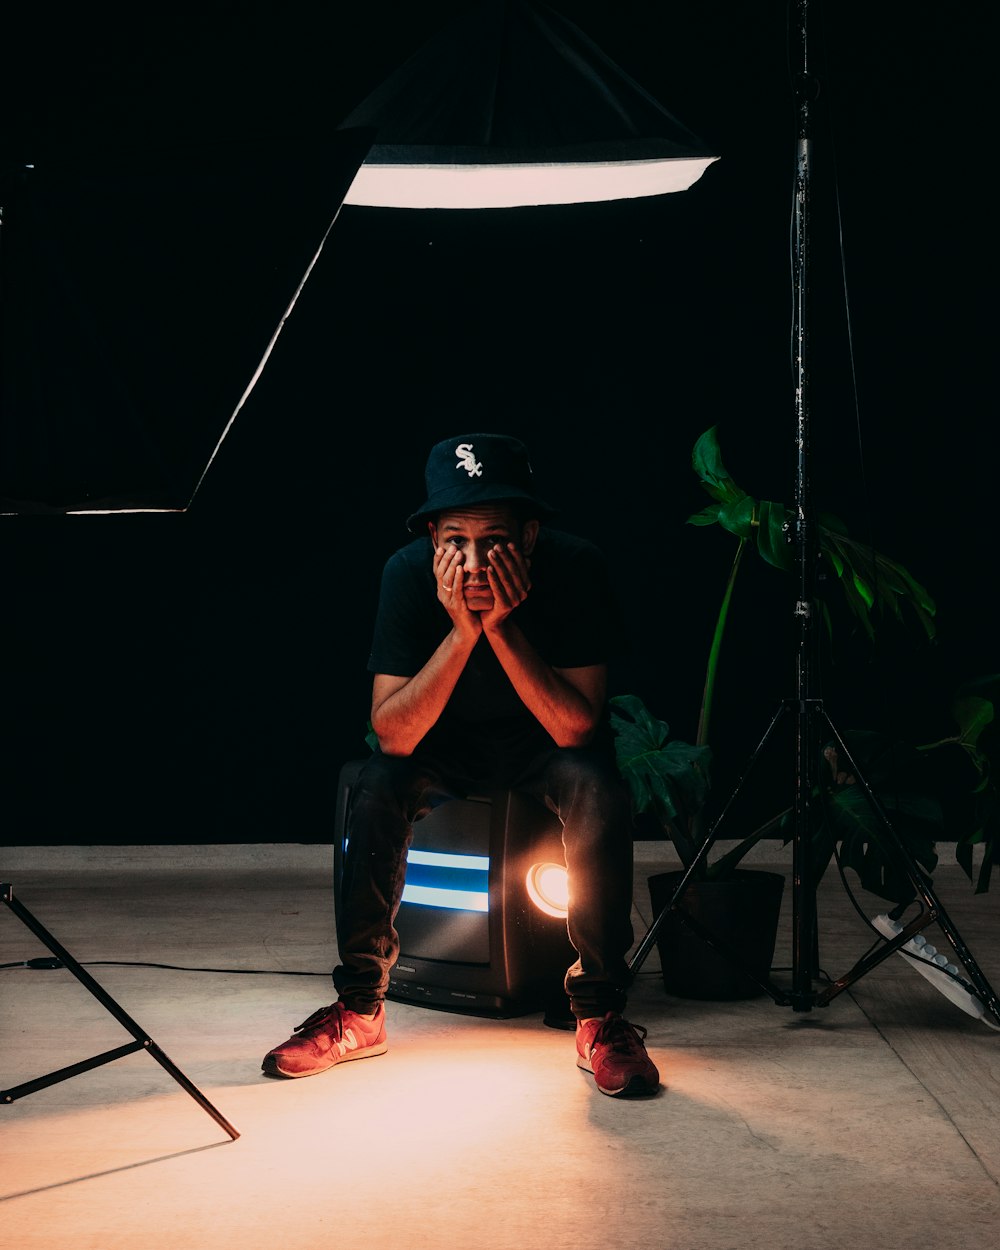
[367,527,624,782]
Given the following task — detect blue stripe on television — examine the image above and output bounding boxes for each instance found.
[401,849,491,912]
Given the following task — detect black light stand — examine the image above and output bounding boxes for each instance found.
[2,883,239,1141]
[628,0,1000,1027]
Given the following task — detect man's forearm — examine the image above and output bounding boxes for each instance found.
[370,628,479,756]
[483,620,603,748]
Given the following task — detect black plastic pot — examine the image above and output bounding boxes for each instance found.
[647,868,785,1000]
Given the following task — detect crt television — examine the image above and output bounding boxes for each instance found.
[333,759,576,1019]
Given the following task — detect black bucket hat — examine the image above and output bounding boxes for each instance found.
[405,433,557,532]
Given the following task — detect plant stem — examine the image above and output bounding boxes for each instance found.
[697,537,746,748]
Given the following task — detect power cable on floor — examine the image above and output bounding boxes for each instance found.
[2,957,329,975]
[4,956,665,980]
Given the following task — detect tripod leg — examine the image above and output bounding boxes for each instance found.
[810,723,1000,1026]
[1,883,239,1141]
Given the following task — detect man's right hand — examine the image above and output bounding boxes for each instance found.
[434,546,483,639]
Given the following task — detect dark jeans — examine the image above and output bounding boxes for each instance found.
[333,745,636,1019]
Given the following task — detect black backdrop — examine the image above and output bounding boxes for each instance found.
[1,2,993,844]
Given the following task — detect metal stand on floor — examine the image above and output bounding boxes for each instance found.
[629,0,1000,1030]
[1,882,239,1141]
[627,707,1000,1028]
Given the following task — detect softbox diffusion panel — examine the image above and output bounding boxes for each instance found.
[0,129,373,513]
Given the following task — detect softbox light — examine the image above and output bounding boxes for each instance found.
[339,0,718,209]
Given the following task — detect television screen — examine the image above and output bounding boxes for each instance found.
[333,760,575,1017]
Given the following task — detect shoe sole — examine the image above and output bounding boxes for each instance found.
[261,1040,388,1079]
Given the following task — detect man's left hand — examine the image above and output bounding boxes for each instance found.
[480,542,531,630]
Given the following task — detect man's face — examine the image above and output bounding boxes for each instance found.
[429,504,537,610]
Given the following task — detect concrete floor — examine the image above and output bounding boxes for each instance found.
[2,842,999,1250]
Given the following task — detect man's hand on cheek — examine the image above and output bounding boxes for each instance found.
[482,542,531,626]
[434,547,482,635]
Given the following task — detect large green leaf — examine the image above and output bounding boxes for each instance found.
[688,504,726,527]
[691,426,746,505]
[716,494,756,540]
[775,795,934,904]
[816,510,850,536]
[687,499,756,536]
[952,695,994,749]
[827,785,940,903]
[819,529,936,642]
[757,499,793,571]
[922,687,999,891]
[609,695,712,867]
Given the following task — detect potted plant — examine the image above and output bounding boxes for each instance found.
[610,425,955,997]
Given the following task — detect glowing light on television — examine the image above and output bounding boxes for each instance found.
[525,862,569,919]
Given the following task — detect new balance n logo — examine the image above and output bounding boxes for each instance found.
[335,1028,361,1057]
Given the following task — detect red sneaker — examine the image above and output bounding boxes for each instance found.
[262,1002,387,1078]
[576,1013,660,1097]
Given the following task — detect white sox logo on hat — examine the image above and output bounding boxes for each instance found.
[455,443,483,478]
